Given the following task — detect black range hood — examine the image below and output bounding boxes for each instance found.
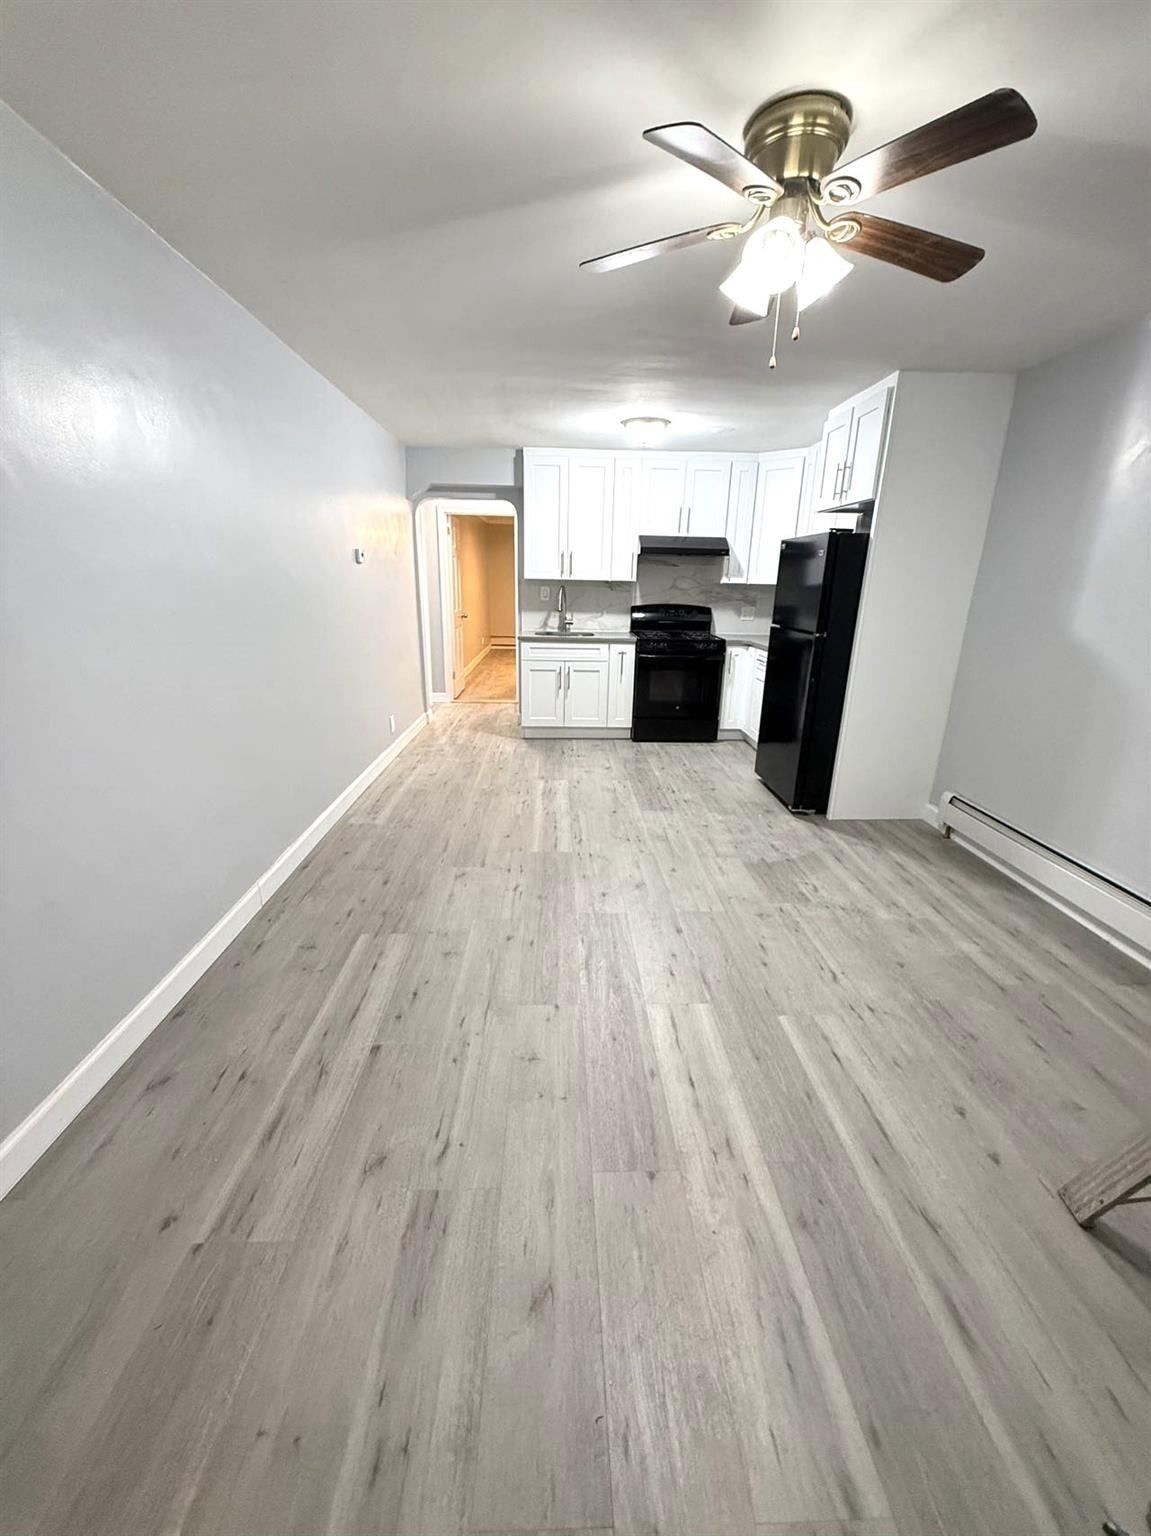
[639,534,730,558]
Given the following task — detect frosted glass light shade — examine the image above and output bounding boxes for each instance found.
[796,237,853,312]
[719,217,805,314]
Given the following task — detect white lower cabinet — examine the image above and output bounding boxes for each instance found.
[520,642,613,729]
[720,645,749,730]
[565,659,610,727]
[607,643,635,728]
[744,647,768,742]
[521,657,565,726]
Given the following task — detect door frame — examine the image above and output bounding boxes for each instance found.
[416,497,519,705]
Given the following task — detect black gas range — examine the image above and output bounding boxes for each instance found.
[630,604,726,742]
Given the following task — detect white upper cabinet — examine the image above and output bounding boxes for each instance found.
[638,455,687,536]
[683,455,732,536]
[611,454,640,580]
[815,402,853,509]
[523,451,568,579]
[842,384,891,504]
[794,444,821,537]
[523,448,614,581]
[566,452,614,580]
[813,380,893,511]
[724,456,759,583]
[748,450,807,585]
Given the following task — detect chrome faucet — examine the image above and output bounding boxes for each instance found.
[557,583,573,632]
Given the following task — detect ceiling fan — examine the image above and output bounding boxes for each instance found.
[581,88,1037,365]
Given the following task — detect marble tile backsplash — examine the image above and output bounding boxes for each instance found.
[520,556,776,633]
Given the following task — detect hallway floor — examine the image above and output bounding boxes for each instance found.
[459,646,516,701]
[2,704,1149,1535]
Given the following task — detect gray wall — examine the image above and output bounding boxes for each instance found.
[933,318,1151,897]
[406,446,518,502]
[0,104,425,1139]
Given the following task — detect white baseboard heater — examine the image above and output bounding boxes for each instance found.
[938,792,1151,968]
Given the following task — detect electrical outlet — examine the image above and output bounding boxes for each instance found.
[539,586,550,602]
[388,714,395,733]
[739,602,756,621]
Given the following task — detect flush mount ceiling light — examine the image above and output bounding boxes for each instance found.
[582,86,1037,371]
[622,416,671,448]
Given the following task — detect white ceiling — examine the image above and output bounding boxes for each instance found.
[2,0,1149,450]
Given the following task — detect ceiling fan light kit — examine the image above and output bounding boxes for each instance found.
[582,86,1037,373]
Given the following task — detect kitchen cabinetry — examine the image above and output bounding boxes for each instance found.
[607,642,635,728]
[813,380,892,513]
[683,455,732,536]
[723,456,759,582]
[522,449,615,581]
[637,455,686,536]
[745,646,767,742]
[611,454,640,580]
[720,644,749,730]
[748,451,806,585]
[520,641,611,728]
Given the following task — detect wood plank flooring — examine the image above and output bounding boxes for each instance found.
[459,646,517,701]
[2,702,1149,1535]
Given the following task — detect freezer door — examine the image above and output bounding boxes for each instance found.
[754,628,821,808]
[771,534,829,633]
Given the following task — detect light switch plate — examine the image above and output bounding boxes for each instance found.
[739,602,756,621]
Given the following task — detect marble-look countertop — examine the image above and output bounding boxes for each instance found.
[715,631,772,652]
[519,629,636,643]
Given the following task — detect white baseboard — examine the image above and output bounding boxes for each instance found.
[0,711,430,1200]
[921,800,942,830]
[938,792,1151,969]
[429,691,450,705]
[457,643,492,685]
[520,726,632,739]
[491,637,515,649]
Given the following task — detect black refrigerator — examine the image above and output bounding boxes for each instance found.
[754,529,869,813]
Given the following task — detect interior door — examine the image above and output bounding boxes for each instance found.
[816,403,853,508]
[567,453,614,580]
[842,385,892,503]
[748,452,806,584]
[684,456,732,536]
[638,454,687,535]
[448,517,467,698]
[522,451,567,578]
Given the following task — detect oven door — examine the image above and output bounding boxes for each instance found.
[632,652,724,740]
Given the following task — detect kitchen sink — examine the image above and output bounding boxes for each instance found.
[532,629,598,638]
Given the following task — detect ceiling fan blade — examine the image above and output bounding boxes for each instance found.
[580,222,736,273]
[729,296,775,326]
[834,212,984,281]
[821,88,1037,205]
[644,121,782,203]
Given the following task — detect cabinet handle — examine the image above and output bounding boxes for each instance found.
[618,651,624,681]
[843,461,854,496]
[833,463,844,500]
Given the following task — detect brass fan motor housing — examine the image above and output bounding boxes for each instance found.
[742,89,854,186]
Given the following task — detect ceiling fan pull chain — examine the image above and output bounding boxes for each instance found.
[791,286,802,342]
[768,293,781,369]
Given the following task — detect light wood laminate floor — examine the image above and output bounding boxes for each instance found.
[2,703,1149,1536]
[459,646,517,701]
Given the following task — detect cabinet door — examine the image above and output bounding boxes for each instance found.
[719,645,748,729]
[610,454,640,580]
[743,650,768,741]
[567,452,614,580]
[794,444,821,538]
[724,456,759,582]
[521,657,564,726]
[607,644,635,728]
[684,455,732,536]
[638,454,687,535]
[749,451,806,584]
[523,451,567,579]
[564,660,610,727]
[815,403,853,509]
[842,384,892,504]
